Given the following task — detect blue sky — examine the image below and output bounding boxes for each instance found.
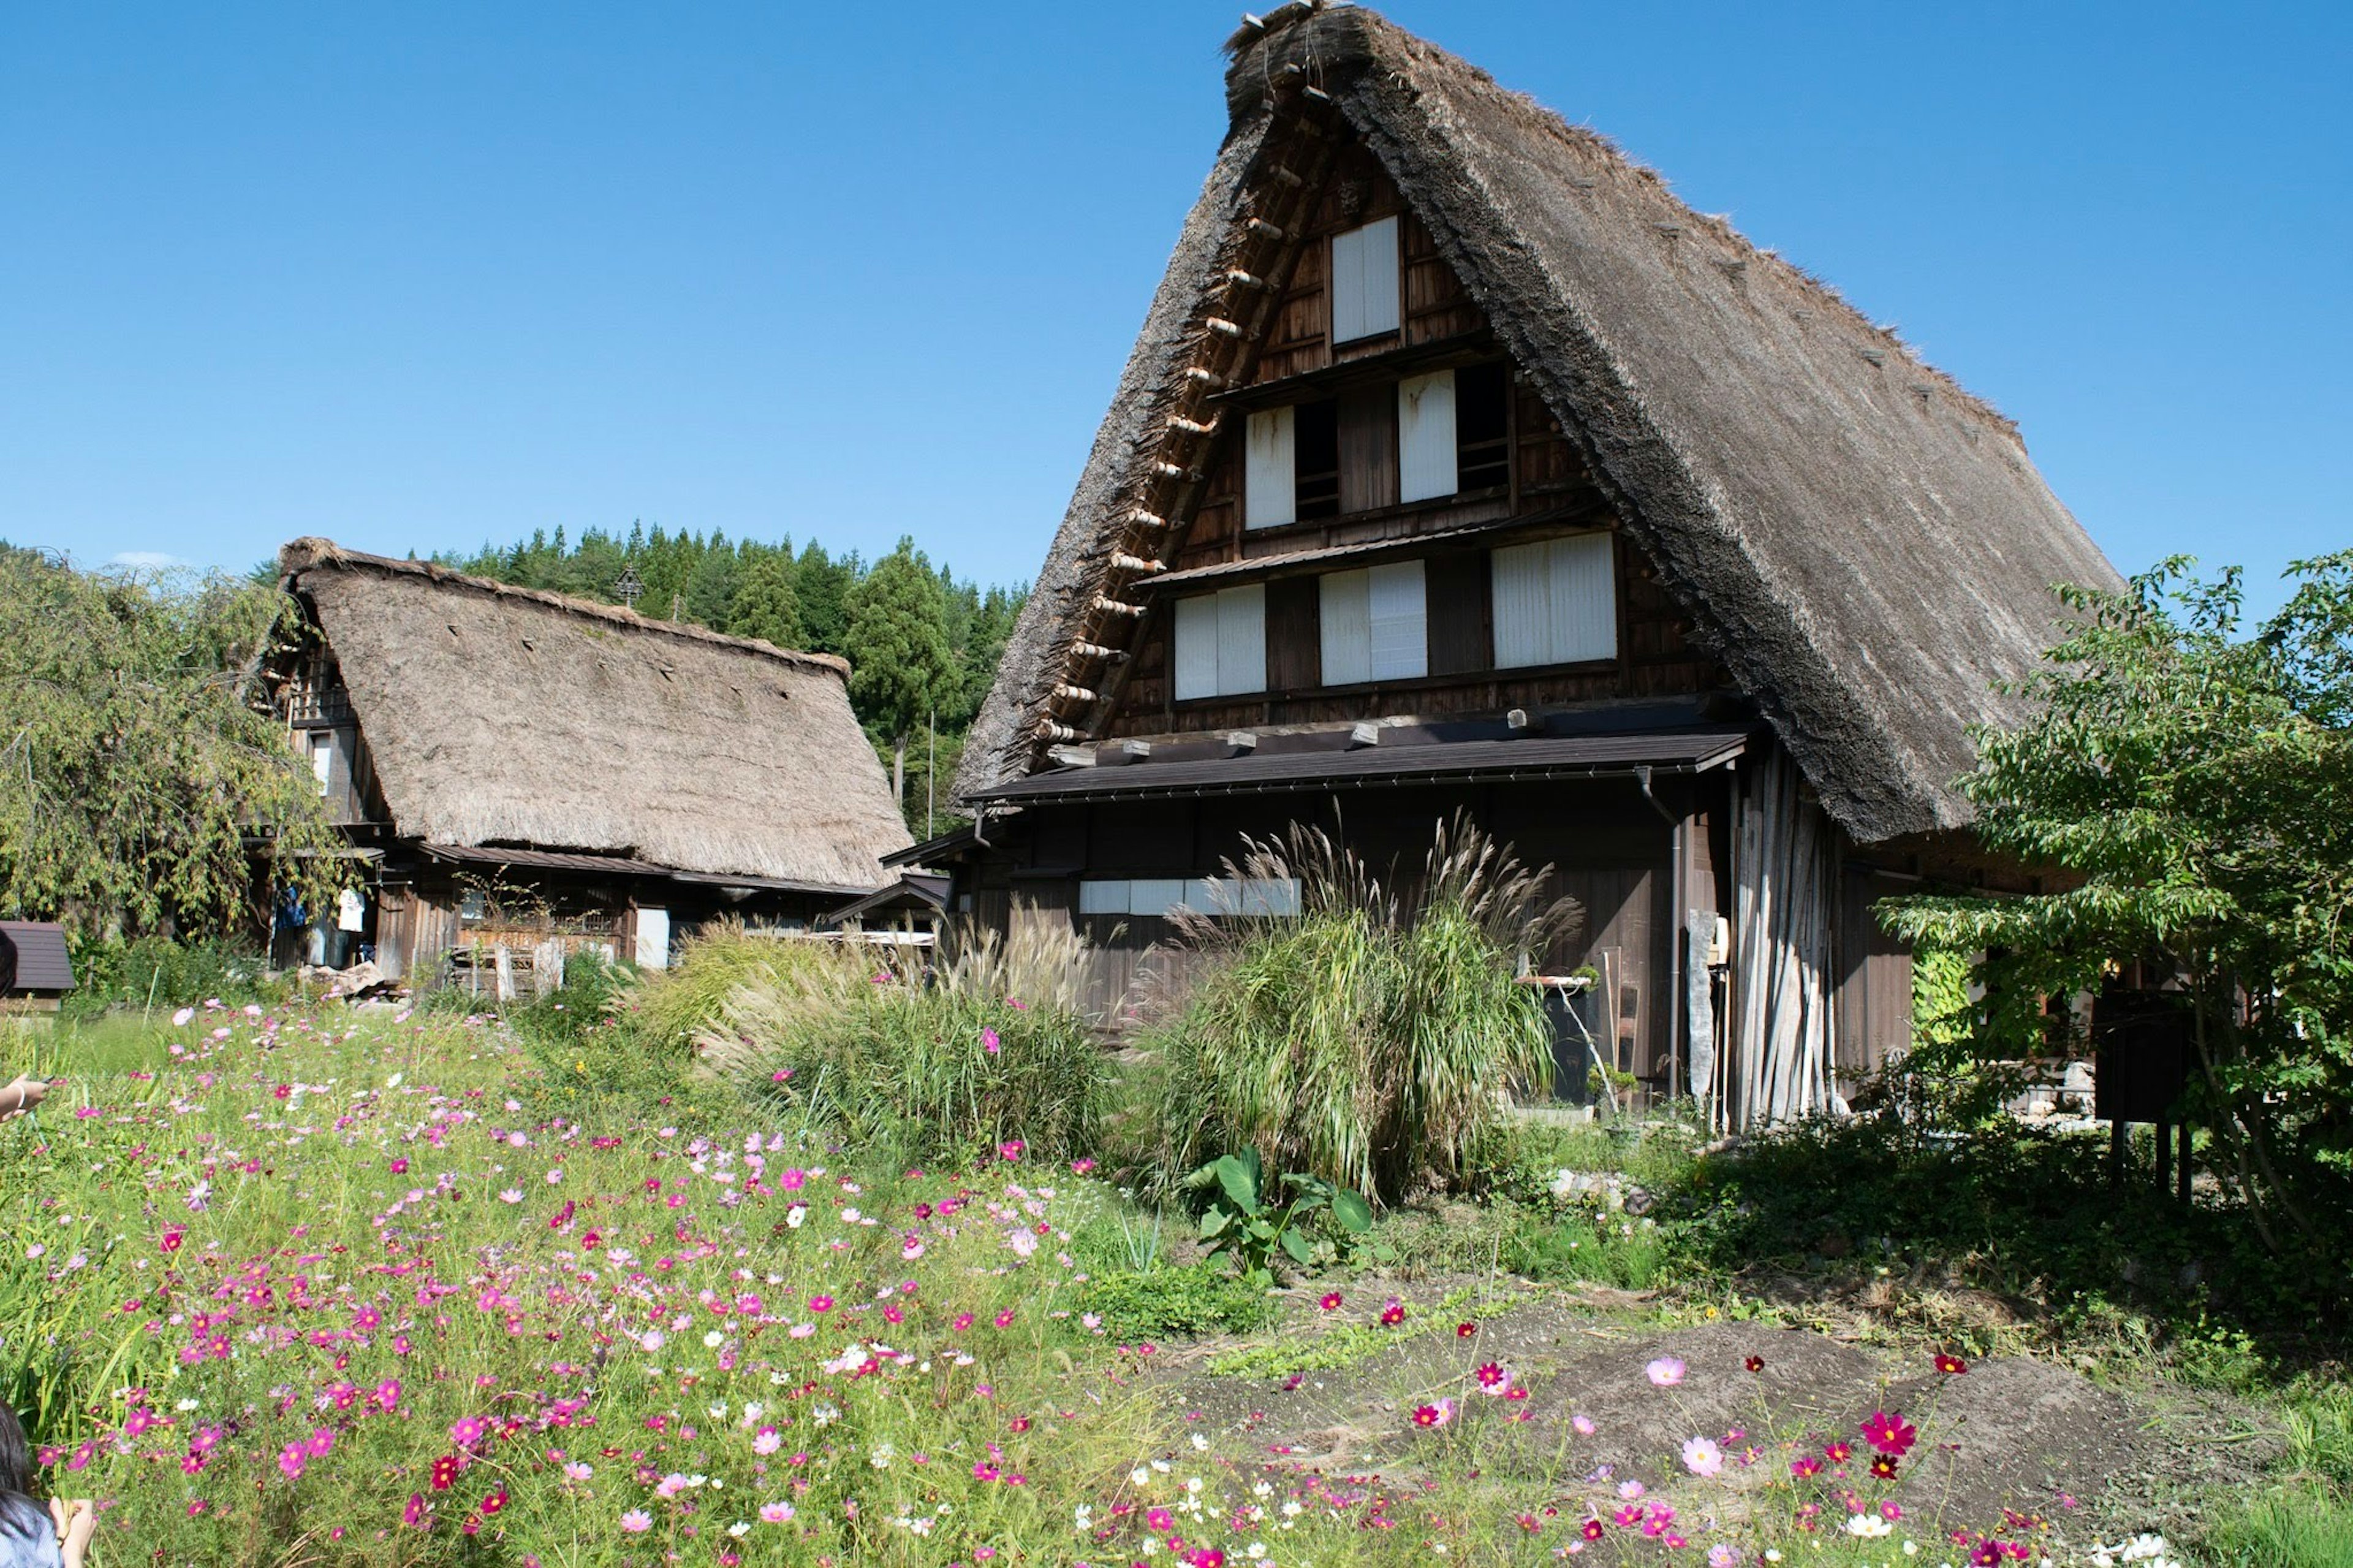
[4,3,2346,615]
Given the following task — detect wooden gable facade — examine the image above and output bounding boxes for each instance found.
[944,6,2120,1128]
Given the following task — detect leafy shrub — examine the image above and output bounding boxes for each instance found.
[61,933,284,1021]
[618,920,822,1059]
[1186,1147,1373,1284]
[1148,816,1579,1205]
[1073,1265,1277,1343]
[710,920,1106,1162]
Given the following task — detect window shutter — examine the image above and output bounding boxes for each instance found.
[1490,541,1552,668]
[1548,532,1618,662]
[1330,216,1400,343]
[1318,569,1373,687]
[1396,369,1458,502]
[1215,584,1267,695]
[1173,594,1219,700]
[1245,407,1296,529]
[1366,560,1428,680]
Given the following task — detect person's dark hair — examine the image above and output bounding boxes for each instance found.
[0,1403,32,1496]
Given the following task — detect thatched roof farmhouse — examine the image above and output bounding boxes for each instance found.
[942,4,2121,1126]
[265,539,909,988]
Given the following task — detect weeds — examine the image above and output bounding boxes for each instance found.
[1148,815,1578,1204]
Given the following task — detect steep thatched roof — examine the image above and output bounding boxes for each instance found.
[957,2,2121,843]
[279,539,909,890]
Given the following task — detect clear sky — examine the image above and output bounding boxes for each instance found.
[4,3,2346,615]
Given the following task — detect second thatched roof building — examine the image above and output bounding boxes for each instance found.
[262,539,911,990]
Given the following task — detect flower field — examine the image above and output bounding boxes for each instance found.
[0,1001,2224,1566]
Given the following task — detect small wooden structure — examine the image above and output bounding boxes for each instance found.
[259,541,913,991]
[0,921,76,1016]
[944,4,2122,1127]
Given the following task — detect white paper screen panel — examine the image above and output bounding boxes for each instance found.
[1216,585,1266,695]
[1244,407,1295,529]
[1078,878,1303,918]
[1491,534,1617,667]
[1547,531,1618,664]
[1330,216,1401,343]
[1396,369,1458,502]
[1318,569,1373,687]
[1366,561,1428,680]
[1173,594,1220,700]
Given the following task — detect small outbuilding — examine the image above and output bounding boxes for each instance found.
[0,921,77,1015]
[260,540,912,991]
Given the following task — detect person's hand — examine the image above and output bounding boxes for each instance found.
[48,1497,94,1566]
[2,1074,50,1119]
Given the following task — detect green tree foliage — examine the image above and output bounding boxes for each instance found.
[727,549,802,650]
[1884,555,2353,1254]
[0,550,341,935]
[843,539,957,803]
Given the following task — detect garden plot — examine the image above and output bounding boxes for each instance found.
[1159,1288,2279,1559]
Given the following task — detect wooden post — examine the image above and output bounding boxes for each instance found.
[2155,1116,2172,1197]
[2177,1119,2192,1205]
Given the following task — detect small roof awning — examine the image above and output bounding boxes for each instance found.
[817,873,949,930]
[967,724,1756,805]
[417,843,873,898]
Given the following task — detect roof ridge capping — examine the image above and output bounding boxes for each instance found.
[1222,3,2022,444]
[276,537,852,679]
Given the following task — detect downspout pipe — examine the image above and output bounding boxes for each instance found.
[1634,767,1687,1109]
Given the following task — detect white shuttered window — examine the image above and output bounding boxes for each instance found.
[1173,585,1268,700]
[1244,407,1295,529]
[1319,562,1427,686]
[1330,216,1401,344]
[1490,533,1618,667]
[1396,369,1458,502]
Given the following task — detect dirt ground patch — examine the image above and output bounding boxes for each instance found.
[1156,1283,2281,1549]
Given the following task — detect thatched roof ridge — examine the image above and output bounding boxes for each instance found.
[279,538,908,888]
[278,538,850,676]
[958,5,2122,843]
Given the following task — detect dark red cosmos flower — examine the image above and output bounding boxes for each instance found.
[1745,1355,1765,1372]
[429,1455,460,1491]
[1935,1352,1969,1375]
[1007,1417,1032,1434]
[1870,1453,1900,1480]
[1581,1518,1605,1541]
[1457,1322,1477,1338]
[479,1488,507,1516]
[1860,1411,1917,1458]
[1379,1298,1405,1327]
[161,1230,183,1252]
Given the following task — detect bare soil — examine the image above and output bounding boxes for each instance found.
[1155,1279,2280,1550]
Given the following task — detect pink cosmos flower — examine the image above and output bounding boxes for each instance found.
[1572,1414,1597,1436]
[1645,1356,1687,1387]
[982,1026,1001,1055]
[278,1444,305,1480]
[403,1493,428,1528]
[759,1502,795,1524]
[306,1428,336,1460]
[620,1509,653,1532]
[1860,1409,1917,1456]
[808,1295,833,1313]
[375,1379,401,1411]
[1681,1436,1723,1478]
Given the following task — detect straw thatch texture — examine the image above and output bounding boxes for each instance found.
[958,5,2123,844]
[281,539,908,890]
